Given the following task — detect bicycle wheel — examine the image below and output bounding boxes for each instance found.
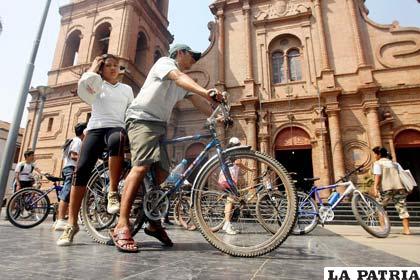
[174,195,196,231]
[80,166,146,244]
[192,149,297,257]
[351,192,390,238]
[255,190,282,234]
[292,192,318,235]
[6,188,50,229]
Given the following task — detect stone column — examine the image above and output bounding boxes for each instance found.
[217,8,225,87]
[327,110,346,192]
[119,4,134,60]
[364,106,382,148]
[347,0,367,67]
[246,116,257,150]
[313,0,331,70]
[243,2,254,81]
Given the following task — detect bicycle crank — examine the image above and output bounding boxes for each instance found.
[143,190,170,221]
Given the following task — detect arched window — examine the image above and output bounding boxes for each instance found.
[62,30,81,67]
[134,32,148,68]
[154,50,162,63]
[269,35,303,84]
[288,49,302,81]
[272,52,285,84]
[156,0,164,11]
[91,22,111,61]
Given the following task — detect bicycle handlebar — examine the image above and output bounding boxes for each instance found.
[207,91,232,128]
[335,164,365,183]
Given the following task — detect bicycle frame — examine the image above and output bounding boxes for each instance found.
[153,104,241,208]
[309,181,356,210]
[26,184,62,209]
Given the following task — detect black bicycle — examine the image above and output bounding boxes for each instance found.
[6,174,63,229]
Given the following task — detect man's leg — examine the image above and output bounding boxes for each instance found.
[116,165,149,228]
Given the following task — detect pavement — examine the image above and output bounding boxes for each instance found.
[0,216,418,280]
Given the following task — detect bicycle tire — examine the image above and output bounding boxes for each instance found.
[292,192,318,235]
[80,166,146,244]
[351,192,390,238]
[175,195,196,231]
[6,188,50,229]
[192,149,297,257]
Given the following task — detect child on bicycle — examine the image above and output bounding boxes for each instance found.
[53,122,87,231]
[14,150,42,192]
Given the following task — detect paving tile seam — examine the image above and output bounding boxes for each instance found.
[120,260,186,280]
[250,258,270,280]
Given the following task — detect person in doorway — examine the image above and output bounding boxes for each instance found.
[57,54,134,246]
[53,122,87,231]
[110,43,223,252]
[372,146,411,235]
[14,150,43,192]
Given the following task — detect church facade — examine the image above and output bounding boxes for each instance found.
[20,0,420,200]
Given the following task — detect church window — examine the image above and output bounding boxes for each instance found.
[91,22,111,61]
[62,30,81,67]
[287,49,302,81]
[154,50,162,63]
[272,52,285,84]
[134,32,148,69]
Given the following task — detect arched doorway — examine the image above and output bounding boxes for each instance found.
[395,129,420,202]
[275,127,313,191]
[185,143,206,183]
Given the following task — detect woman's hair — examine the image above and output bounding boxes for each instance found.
[372,146,388,158]
[98,54,119,76]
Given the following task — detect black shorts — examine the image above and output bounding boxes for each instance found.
[73,127,127,187]
[18,181,34,189]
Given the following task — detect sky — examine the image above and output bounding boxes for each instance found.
[0,0,419,128]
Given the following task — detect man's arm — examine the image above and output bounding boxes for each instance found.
[186,94,213,117]
[167,69,210,100]
[15,172,21,188]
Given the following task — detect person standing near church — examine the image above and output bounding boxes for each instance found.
[57,54,134,246]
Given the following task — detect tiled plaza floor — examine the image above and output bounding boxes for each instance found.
[0,218,417,280]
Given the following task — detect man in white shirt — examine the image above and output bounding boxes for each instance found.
[54,123,86,231]
[111,44,223,252]
[14,150,42,192]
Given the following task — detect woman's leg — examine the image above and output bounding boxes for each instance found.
[66,130,105,226]
[107,128,127,192]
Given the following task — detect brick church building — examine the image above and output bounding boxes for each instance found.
[20,0,420,200]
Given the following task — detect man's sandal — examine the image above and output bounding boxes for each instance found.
[109,228,139,253]
[144,227,173,247]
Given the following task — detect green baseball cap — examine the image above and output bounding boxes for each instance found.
[169,43,202,61]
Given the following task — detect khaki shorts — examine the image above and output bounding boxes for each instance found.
[126,120,170,173]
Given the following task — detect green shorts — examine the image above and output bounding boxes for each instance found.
[126,120,170,174]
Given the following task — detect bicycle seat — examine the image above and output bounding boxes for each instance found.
[303,177,320,182]
[45,174,64,182]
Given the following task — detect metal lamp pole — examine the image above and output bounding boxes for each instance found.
[0,0,52,208]
[31,86,51,151]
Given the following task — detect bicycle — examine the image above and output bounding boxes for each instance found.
[257,165,391,238]
[81,92,297,257]
[6,174,63,229]
[141,93,296,257]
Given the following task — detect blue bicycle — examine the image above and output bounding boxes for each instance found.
[6,174,63,228]
[81,93,298,257]
[258,165,391,238]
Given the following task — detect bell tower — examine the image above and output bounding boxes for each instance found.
[20,0,173,175]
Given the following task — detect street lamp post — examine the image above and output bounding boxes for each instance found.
[31,86,51,151]
[0,0,52,209]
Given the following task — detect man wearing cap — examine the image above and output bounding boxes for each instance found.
[110,44,222,252]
